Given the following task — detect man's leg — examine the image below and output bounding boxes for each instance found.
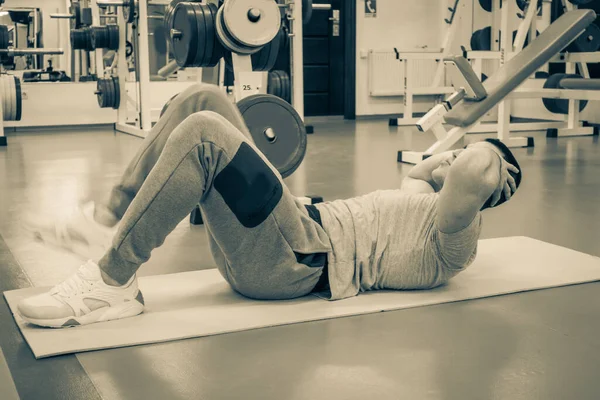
[100,83,251,225]
[100,110,331,297]
[19,111,330,327]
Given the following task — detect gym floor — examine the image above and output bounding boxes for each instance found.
[1,119,600,400]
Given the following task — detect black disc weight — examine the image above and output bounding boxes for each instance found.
[237,94,307,178]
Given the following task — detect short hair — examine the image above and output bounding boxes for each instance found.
[480,138,522,210]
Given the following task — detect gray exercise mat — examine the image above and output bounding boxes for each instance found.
[5,236,600,359]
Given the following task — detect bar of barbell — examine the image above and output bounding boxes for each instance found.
[50,13,75,19]
[0,48,65,55]
[97,0,131,6]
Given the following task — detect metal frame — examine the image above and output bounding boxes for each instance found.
[391,1,462,127]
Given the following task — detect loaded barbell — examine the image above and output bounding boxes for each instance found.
[0,25,64,65]
[95,76,120,109]
[542,73,589,114]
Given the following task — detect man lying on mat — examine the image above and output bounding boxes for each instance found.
[19,84,521,328]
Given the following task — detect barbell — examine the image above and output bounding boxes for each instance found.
[542,73,590,114]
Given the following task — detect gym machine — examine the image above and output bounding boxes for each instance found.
[0,25,65,146]
[397,9,596,164]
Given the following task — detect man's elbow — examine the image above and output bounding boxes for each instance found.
[453,150,500,200]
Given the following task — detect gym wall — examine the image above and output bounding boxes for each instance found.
[355,0,472,117]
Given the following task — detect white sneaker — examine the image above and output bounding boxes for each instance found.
[17,260,144,328]
[24,202,117,261]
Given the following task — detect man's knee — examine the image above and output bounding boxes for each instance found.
[167,111,245,150]
[182,83,228,106]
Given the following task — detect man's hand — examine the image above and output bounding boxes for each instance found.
[489,158,520,207]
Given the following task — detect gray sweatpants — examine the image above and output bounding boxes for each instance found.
[99,84,332,300]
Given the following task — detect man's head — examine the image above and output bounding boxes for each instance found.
[429,139,522,209]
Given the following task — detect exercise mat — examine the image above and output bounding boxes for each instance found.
[5,236,600,359]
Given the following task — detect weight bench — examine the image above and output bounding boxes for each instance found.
[398,9,597,164]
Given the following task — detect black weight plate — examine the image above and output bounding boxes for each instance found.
[569,23,600,53]
[282,71,291,103]
[237,94,307,178]
[126,40,133,57]
[199,3,214,67]
[471,26,491,51]
[81,7,93,26]
[543,73,588,114]
[86,28,95,51]
[251,38,270,71]
[267,71,277,95]
[123,0,136,23]
[108,25,119,50]
[105,78,114,109]
[569,0,594,4]
[112,76,120,109]
[0,25,8,50]
[90,26,102,50]
[273,70,282,98]
[71,2,82,29]
[303,0,313,24]
[192,3,207,67]
[254,28,282,71]
[13,76,21,121]
[97,78,108,107]
[206,3,224,67]
[172,2,198,67]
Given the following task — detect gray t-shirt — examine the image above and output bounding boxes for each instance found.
[315,190,482,301]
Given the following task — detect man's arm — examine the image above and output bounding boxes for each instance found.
[436,149,499,233]
[400,152,458,194]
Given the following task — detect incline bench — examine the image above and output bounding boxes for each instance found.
[398,9,597,164]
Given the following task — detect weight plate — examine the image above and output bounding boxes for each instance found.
[191,3,207,67]
[97,78,106,107]
[81,7,93,26]
[13,76,21,121]
[542,73,588,114]
[112,76,120,109]
[0,25,8,50]
[108,25,119,50]
[2,76,8,119]
[172,2,199,67]
[568,0,594,5]
[7,74,14,121]
[215,6,259,54]
[471,26,491,51]
[71,2,82,29]
[568,23,600,53]
[251,27,281,71]
[237,94,307,178]
[222,0,281,48]
[123,0,136,23]
[303,0,313,24]
[206,3,224,67]
[282,70,291,103]
[273,70,282,98]
[126,41,133,57]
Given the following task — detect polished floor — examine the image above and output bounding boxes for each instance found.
[1,120,600,400]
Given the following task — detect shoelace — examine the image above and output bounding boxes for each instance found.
[52,261,98,298]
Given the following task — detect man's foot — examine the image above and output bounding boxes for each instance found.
[23,202,117,261]
[17,260,144,328]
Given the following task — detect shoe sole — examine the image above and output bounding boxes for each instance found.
[21,299,145,328]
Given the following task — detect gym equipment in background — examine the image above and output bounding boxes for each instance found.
[95,76,120,109]
[97,0,137,23]
[397,9,597,164]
